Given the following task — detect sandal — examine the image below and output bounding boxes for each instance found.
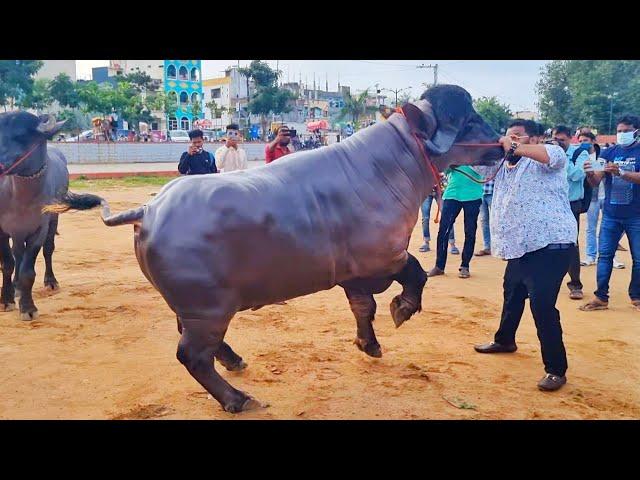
[631,300,640,311]
[579,298,609,311]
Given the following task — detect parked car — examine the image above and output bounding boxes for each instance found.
[168,130,190,142]
[64,130,93,142]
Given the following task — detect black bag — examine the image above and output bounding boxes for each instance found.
[570,146,596,214]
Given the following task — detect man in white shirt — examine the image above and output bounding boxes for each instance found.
[215,124,248,173]
[473,119,577,393]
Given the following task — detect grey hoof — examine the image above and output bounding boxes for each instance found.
[390,295,418,328]
[227,360,248,372]
[354,337,382,358]
[223,395,269,413]
[1,303,16,312]
[20,310,39,321]
[44,282,60,292]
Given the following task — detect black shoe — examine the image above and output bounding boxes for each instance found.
[474,341,517,354]
[537,373,567,391]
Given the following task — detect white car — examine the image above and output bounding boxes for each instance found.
[64,130,93,142]
[169,130,190,142]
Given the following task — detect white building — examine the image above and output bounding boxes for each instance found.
[35,60,77,81]
[202,67,259,130]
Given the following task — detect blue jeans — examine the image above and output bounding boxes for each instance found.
[480,194,492,250]
[421,196,454,243]
[585,198,604,260]
[595,215,640,302]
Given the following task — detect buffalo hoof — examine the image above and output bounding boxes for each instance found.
[1,303,16,312]
[44,281,60,292]
[226,360,248,372]
[20,310,39,321]
[390,295,418,329]
[354,337,382,358]
[223,395,269,413]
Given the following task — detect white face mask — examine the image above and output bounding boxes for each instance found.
[617,130,638,146]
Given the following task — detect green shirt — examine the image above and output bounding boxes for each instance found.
[442,166,484,202]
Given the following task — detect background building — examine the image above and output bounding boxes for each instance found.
[164,60,203,131]
[35,60,77,81]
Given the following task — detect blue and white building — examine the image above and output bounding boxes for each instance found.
[164,60,203,131]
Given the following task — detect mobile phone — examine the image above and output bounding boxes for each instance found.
[590,158,605,172]
[288,129,297,138]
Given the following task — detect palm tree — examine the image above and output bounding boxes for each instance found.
[339,89,378,129]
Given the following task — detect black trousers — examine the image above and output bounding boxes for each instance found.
[494,246,571,376]
[435,199,481,271]
[567,200,583,291]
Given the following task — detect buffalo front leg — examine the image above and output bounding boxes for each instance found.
[390,253,428,328]
[0,233,16,312]
[43,215,59,291]
[344,289,382,358]
[176,317,265,413]
[15,232,45,321]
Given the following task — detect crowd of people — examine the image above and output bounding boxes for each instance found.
[176,115,640,393]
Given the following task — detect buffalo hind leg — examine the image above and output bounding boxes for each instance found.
[176,314,246,371]
[43,215,59,291]
[345,289,382,358]
[177,316,265,413]
[390,253,428,328]
[215,342,248,371]
[0,233,16,312]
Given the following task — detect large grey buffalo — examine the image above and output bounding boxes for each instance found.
[0,112,100,320]
[48,85,504,413]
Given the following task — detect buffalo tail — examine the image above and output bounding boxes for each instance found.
[42,192,104,214]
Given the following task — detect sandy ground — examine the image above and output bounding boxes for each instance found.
[1,185,638,420]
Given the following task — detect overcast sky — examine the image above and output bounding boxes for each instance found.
[77,60,548,112]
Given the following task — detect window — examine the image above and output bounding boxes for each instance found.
[190,67,199,82]
[168,91,178,104]
[179,91,189,105]
[151,122,159,131]
[180,117,190,130]
[191,92,199,103]
[168,117,178,130]
[211,88,221,99]
[178,66,188,80]
[167,65,177,79]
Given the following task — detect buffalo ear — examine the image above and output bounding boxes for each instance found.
[401,100,436,140]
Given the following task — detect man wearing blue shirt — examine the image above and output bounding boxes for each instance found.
[554,126,589,300]
[580,115,640,311]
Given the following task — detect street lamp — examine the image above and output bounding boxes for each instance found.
[380,87,412,107]
[608,92,619,135]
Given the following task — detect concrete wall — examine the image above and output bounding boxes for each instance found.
[49,142,268,164]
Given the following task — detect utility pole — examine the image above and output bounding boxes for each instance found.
[417,63,438,86]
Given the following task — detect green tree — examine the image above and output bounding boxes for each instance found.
[20,78,53,113]
[339,89,377,128]
[0,60,43,110]
[238,60,294,140]
[117,71,158,92]
[191,98,202,120]
[537,60,640,133]
[205,99,227,120]
[473,96,513,134]
[49,73,80,108]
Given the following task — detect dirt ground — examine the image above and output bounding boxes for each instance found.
[1,185,638,420]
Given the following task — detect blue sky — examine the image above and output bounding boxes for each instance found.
[77,60,548,112]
